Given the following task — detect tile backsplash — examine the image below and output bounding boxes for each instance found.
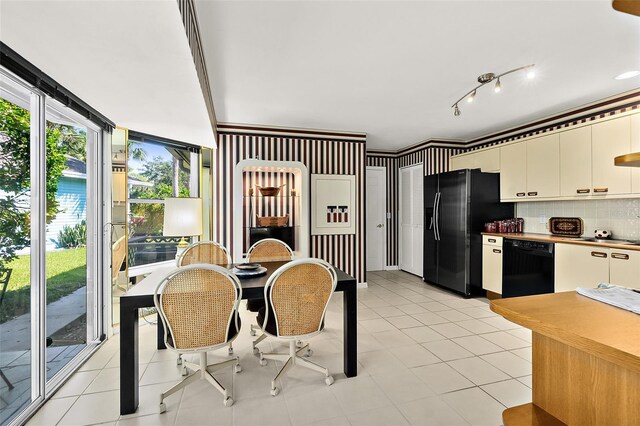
[516,199,640,241]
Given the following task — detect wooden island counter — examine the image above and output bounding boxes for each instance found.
[490,292,640,426]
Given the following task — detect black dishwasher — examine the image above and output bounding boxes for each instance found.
[502,239,554,298]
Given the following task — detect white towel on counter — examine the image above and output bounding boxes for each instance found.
[576,283,640,314]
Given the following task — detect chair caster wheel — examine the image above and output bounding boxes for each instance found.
[260,358,267,367]
[305,349,313,357]
[224,397,234,407]
[234,364,242,373]
[325,376,334,386]
[176,356,182,365]
[228,347,234,355]
[181,366,188,376]
[296,340,303,348]
[250,330,256,336]
[253,347,260,355]
[159,402,166,413]
[270,387,280,396]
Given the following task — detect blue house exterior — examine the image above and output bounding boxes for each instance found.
[46,156,87,249]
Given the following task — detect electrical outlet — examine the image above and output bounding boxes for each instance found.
[539,215,546,224]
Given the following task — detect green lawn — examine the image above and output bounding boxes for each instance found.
[1,247,87,323]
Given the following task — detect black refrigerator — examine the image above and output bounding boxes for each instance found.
[424,169,513,296]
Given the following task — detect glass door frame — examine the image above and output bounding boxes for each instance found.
[1,67,106,426]
[43,97,104,391]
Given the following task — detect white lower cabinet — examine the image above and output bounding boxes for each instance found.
[609,249,640,290]
[555,244,610,292]
[482,236,503,294]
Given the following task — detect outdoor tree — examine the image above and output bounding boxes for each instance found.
[129,154,189,236]
[0,98,76,271]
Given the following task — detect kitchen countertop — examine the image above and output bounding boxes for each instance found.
[491,292,640,425]
[482,231,640,251]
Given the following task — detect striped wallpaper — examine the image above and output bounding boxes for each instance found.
[214,128,367,284]
[177,0,218,140]
[367,146,464,267]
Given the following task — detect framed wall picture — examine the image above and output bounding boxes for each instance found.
[311,174,357,235]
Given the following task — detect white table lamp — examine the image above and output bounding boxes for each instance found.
[163,197,203,258]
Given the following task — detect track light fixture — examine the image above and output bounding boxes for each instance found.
[467,90,476,103]
[451,64,535,116]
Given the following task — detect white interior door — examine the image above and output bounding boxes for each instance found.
[366,167,386,271]
[411,166,424,276]
[400,167,412,272]
[399,164,423,276]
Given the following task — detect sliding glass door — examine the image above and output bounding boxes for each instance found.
[0,69,103,425]
[0,76,34,425]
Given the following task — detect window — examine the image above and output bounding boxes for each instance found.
[126,134,200,269]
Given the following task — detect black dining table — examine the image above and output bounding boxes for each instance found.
[119,261,357,415]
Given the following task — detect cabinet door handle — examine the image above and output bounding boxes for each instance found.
[516,192,526,197]
[593,188,609,193]
[591,251,608,258]
[527,191,538,196]
[576,189,590,194]
[493,249,502,254]
[611,253,629,260]
[488,238,497,243]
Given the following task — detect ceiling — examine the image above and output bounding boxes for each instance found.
[194,0,640,150]
[0,0,215,148]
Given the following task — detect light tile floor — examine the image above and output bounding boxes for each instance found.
[27,270,532,426]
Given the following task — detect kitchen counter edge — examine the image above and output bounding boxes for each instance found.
[482,232,640,251]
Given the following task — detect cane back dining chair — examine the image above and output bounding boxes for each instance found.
[177,241,231,267]
[246,238,294,263]
[256,258,338,396]
[175,241,235,358]
[154,264,242,410]
[245,239,294,353]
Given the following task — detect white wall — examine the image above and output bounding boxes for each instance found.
[516,199,640,241]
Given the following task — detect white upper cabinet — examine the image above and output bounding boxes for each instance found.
[631,114,640,193]
[526,134,560,198]
[592,116,632,195]
[500,142,527,200]
[457,112,640,202]
[560,126,592,197]
[450,148,500,172]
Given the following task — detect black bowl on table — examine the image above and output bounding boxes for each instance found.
[235,263,261,271]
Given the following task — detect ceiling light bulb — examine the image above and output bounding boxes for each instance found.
[615,71,640,80]
[467,90,476,103]
[454,105,461,116]
[494,78,502,93]
[526,69,536,79]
